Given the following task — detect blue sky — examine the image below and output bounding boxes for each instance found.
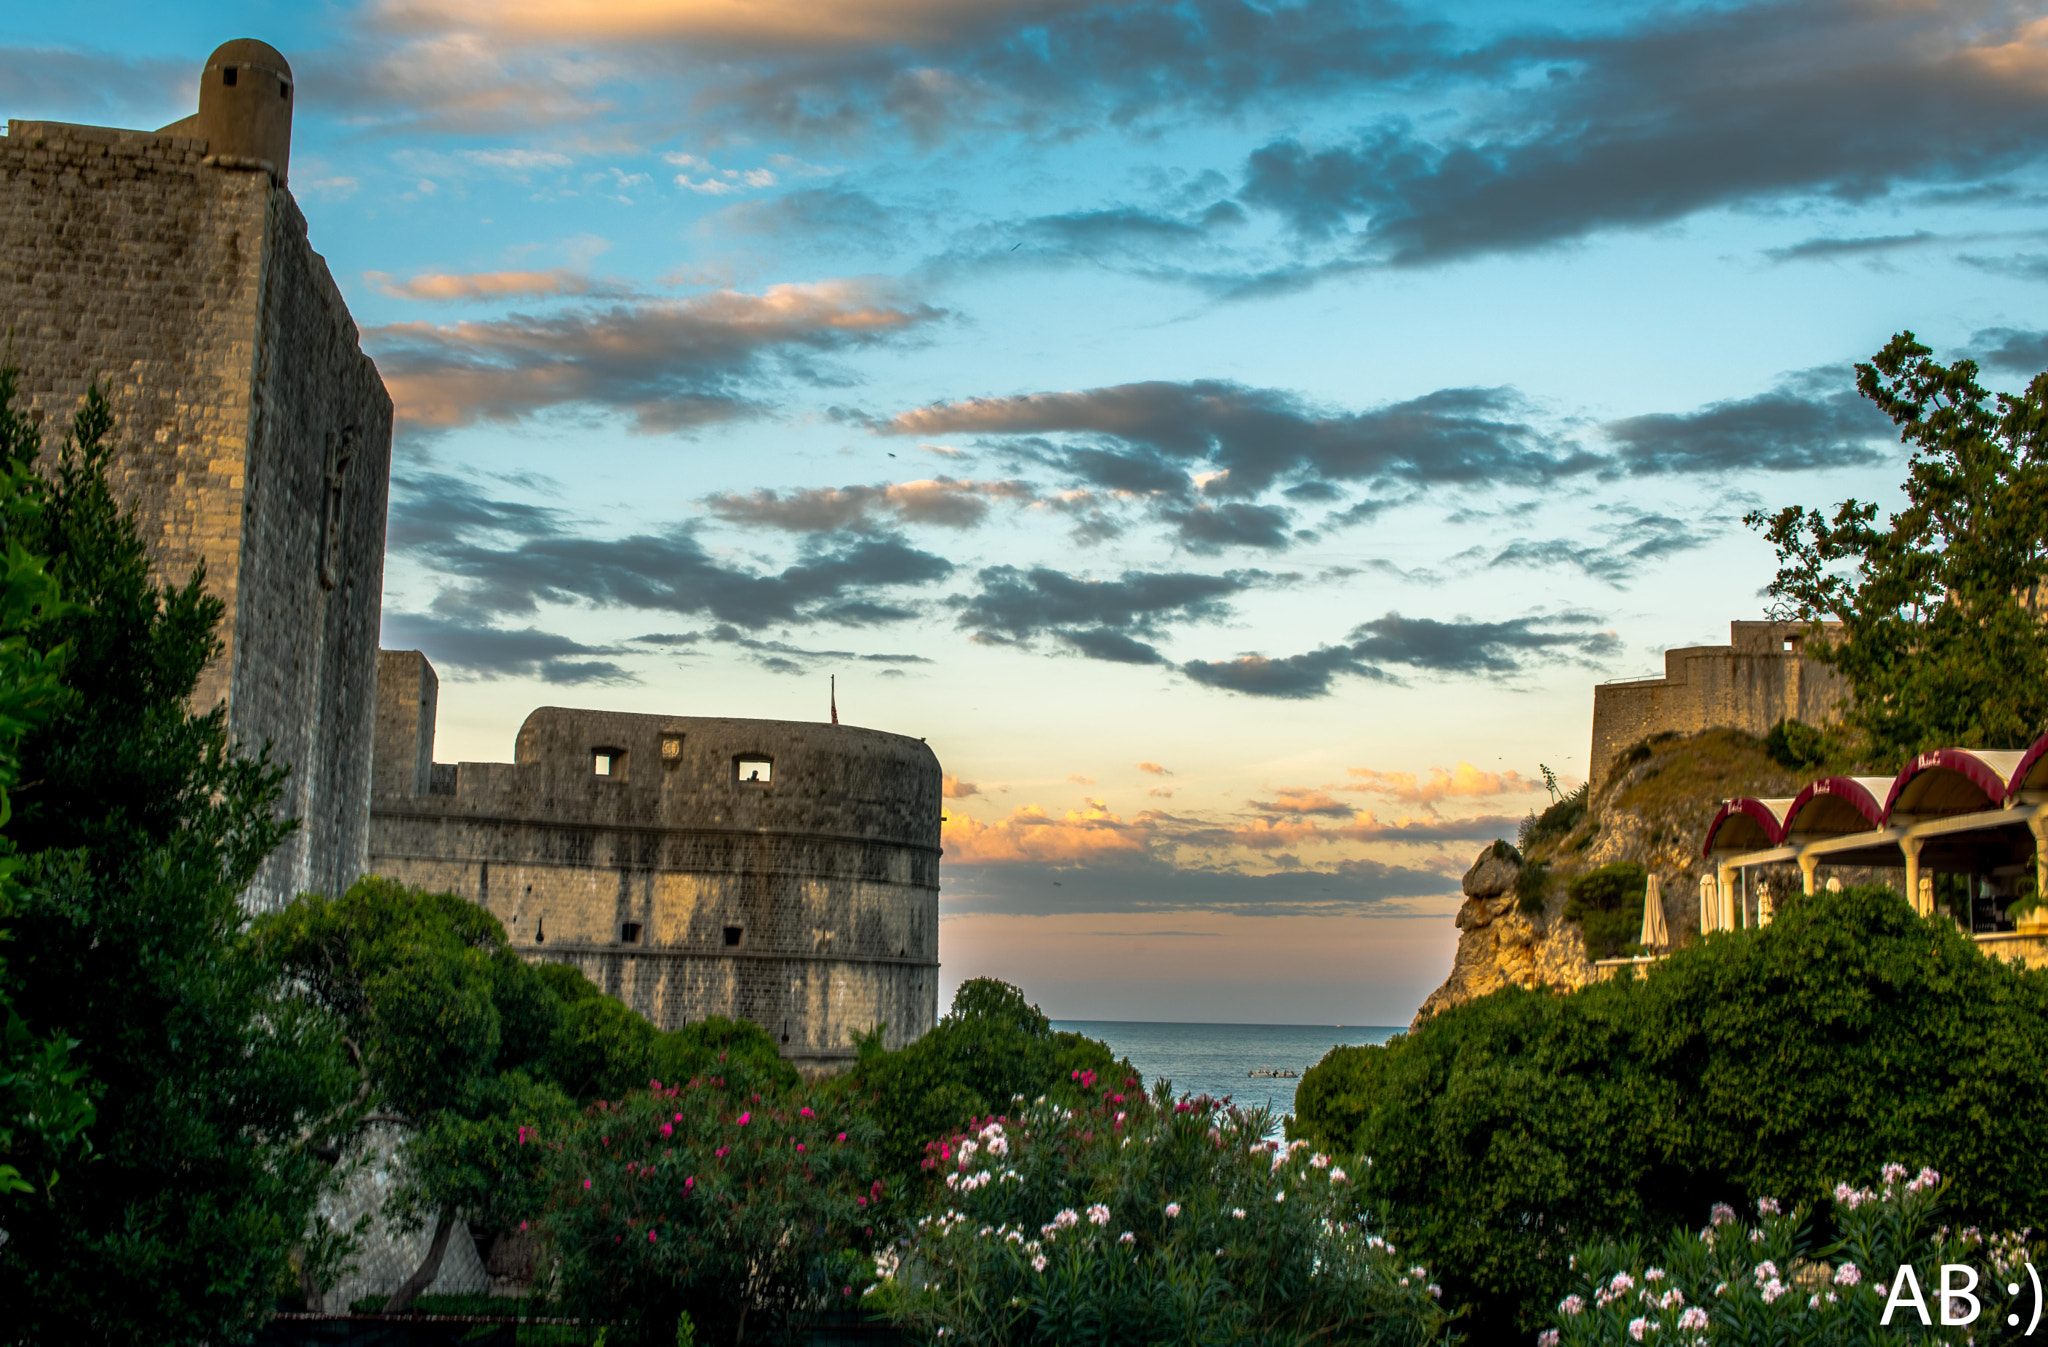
[9,0,2047,1023]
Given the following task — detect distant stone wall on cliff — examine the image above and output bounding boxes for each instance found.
[1589,621,1846,789]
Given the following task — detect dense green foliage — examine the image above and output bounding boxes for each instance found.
[536,1079,881,1345]
[1291,884,2048,1336]
[0,382,356,1344]
[254,876,793,1309]
[1562,862,1647,960]
[876,1080,1455,1346]
[1748,333,2048,754]
[1550,1166,2036,1345]
[0,367,91,1201]
[828,977,1126,1188]
[1762,717,1832,770]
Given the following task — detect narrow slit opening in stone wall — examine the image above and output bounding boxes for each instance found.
[620,922,642,944]
[723,925,742,947]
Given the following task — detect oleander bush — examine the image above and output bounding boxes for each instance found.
[1290,883,2048,1338]
[870,1073,1458,1346]
[1545,1163,2040,1346]
[535,1077,884,1346]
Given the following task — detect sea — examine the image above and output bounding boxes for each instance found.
[1050,1021,1403,1123]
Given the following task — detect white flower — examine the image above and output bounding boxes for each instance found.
[1761,1279,1788,1305]
[1086,1204,1111,1227]
[1645,1267,1666,1283]
[1330,1168,1348,1184]
[1275,1190,1287,1203]
[987,1136,1009,1157]
[1754,1260,1780,1284]
[1628,1316,1649,1341]
[1311,1153,1330,1169]
[945,1172,959,1190]
[1031,1253,1047,1273]
[1054,1208,1079,1230]
[1119,1231,1135,1245]
[1709,1203,1738,1226]
[1677,1306,1708,1331]
[1757,1197,1781,1216]
[1834,1263,1861,1287]
[1539,1332,1560,1347]
[1165,1202,1182,1218]
[1232,1208,1247,1220]
[1559,1294,1585,1317]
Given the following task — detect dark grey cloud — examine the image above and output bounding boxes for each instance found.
[0,45,191,126]
[1972,327,2048,376]
[709,186,905,252]
[1235,1,2048,267]
[381,611,634,685]
[1162,501,1295,552]
[1602,367,1893,475]
[702,478,1034,533]
[1182,611,1619,699]
[636,623,934,674]
[887,380,1594,499]
[390,474,954,631]
[1480,507,1711,586]
[366,281,945,436]
[941,855,1455,918]
[1763,232,1940,264]
[353,0,1455,144]
[1959,253,2048,284]
[954,565,1264,650]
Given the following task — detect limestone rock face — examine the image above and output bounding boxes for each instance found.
[1462,848,1519,900]
[1411,846,1597,1030]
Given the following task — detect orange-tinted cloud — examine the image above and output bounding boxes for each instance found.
[942,800,1152,865]
[375,0,1084,49]
[1248,786,1352,817]
[365,267,618,302]
[704,478,1034,533]
[1067,773,1096,784]
[943,774,980,799]
[1344,762,1542,804]
[1138,761,1171,775]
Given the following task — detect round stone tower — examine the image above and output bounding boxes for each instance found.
[367,654,944,1076]
[195,39,293,180]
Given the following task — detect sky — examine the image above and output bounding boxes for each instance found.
[7,0,2047,1026]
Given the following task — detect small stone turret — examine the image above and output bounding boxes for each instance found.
[159,38,294,180]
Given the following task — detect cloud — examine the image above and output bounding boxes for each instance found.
[1249,787,1353,818]
[1959,252,2048,283]
[365,268,629,302]
[1344,762,1542,804]
[1235,1,2048,267]
[1972,327,2048,375]
[1763,232,1941,264]
[1137,761,1171,775]
[1602,367,1893,475]
[1475,506,1720,585]
[635,622,934,672]
[884,380,1592,499]
[709,186,901,252]
[389,474,954,630]
[382,610,635,684]
[941,855,1456,918]
[954,565,1265,662]
[703,477,1034,532]
[1182,611,1620,699]
[0,45,191,125]
[364,278,945,434]
[1161,501,1296,552]
[943,774,981,799]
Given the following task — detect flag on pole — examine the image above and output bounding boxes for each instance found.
[830,675,839,725]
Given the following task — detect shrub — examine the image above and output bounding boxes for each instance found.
[1516,858,1552,919]
[1763,717,1830,770]
[1290,884,2048,1337]
[873,1078,1456,1346]
[1564,863,1647,960]
[1521,784,1589,850]
[536,1078,882,1346]
[1546,1164,2038,1345]
[827,978,1126,1192]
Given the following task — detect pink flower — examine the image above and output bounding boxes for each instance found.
[838,1132,847,1142]
[583,1179,592,1189]
[648,1230,657,1243]
[674,1113,682,1122]
[737,1112,751,1126]
[685,1176,695,1191]
[796,1143,806,1152]
[660,1123,673,1138]
[801,1107,815,1118]
[519,1221,528,1231]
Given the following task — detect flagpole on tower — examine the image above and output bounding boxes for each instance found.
[830,675,839,725]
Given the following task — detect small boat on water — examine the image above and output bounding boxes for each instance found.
[1246,1065,1300,1079]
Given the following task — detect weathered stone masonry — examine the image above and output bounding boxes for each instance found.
[369,652,942,1076]
[0,42,393,909]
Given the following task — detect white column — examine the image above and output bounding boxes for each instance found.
[1902,835,1926,917]
[1799,853,1818,898]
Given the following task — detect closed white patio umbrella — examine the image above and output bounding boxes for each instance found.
[1639,873,1669,951]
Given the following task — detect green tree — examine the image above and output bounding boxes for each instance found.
[254,877,578,1313]
[0,380,355,1344]
[0,366,92,1201]
[1747,332,2048,753]
[1291,883,2048,1337]
[828,978,1126,1189]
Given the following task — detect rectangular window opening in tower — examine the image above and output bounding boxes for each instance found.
[594,749,626,778]
[621,922,642,944]
[723,925,743,947]
[736,756,772,784]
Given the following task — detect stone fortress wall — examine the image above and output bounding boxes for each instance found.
[368,651,943,1076]
[1588,620,1848,788]
[0,40,393,909]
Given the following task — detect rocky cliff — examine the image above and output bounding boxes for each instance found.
[1412,728,1811,1028]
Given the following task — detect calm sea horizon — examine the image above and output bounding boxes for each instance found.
[1050,1020,1403,1121]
